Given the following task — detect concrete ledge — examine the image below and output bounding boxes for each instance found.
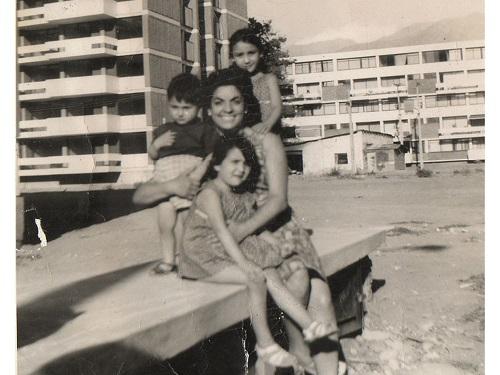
[17,227,387,375]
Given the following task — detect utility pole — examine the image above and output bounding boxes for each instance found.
[416,82,424,170]
[348,98,356,174]
[394,82,402,143]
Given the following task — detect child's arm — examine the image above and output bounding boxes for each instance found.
[253,73,283,134]
[197,188,264,281]
[148,131,176,160]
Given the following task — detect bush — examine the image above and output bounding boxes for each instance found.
[416,168,433,178]
[327,169,341,177]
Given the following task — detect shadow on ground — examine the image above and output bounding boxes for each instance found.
[17,262,153,348]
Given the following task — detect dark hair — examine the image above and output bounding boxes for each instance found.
[203,68,261,129]
[167,73,202,106]
[229,28,267,73]
[209,136,260,193]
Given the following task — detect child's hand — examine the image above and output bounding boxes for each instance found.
[240,261,265,282]
[155,131,176,148]
[252,122,272,135]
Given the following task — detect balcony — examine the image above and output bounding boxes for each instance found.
[18,36,143,65]
[17,0,142,29]
[18,153,123,176]
[19,75,145,101]
[18,114,148,139]
[439,126,485,139]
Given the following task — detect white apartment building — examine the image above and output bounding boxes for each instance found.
[16,0,248,194]
[282,40,485,164]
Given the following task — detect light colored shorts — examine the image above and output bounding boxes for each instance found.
[152,154,202,210]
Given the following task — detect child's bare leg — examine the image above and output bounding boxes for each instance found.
[206,267,298,368]
[264,268,314,329]
[157,201,177,267]
[174,209,188,256]
[206,266,275,348]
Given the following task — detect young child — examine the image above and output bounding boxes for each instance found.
[180,137,337,370]
[149,73,216,275]
[229,28,283,135]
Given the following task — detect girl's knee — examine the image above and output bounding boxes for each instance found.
[286,268,310,299]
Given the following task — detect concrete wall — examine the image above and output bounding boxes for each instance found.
[145,0,181,21]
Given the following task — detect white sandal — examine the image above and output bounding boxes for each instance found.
[303,321,338,343]
[301,360,347,375]
[255,343,299,368]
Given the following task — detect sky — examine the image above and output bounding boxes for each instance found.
[247,0,484,46]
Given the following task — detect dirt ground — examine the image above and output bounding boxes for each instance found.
[17,162,484,375]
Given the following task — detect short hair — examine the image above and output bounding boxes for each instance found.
[167,73,202,106]
[203,68,261,128]
[209,136,261,193]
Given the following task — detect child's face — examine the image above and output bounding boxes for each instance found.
[168,98,199,125]
[231,41,261,73]
[215,147,250,188]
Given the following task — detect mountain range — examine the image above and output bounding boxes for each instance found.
[287,13,484,56]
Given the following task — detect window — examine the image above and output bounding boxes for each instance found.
[323,103,336,115]
[379,53,419,66]
[338,80,351,88]
[351,100,379,113]
[295,60,333,74]
[183,0,194,28]
[382,121,397,135]
[116,55,144,77]
[439,71,465,84]
[356,121,380,132]
[296,83,321,97]
[116,17,143,39]
[465,47,484,60]
[353,78,377,90]
[381,76,406,87]
[425,95,437,108]
[183,31,194,62]
[340,123,350,129]
[422,49,462,63]
[322,81,335,87]
[426,94,466,108]
[468,69,485,84]
[339,102,349,114]
[381,98,399,111]
[442,116,467,129]
[336,153,348,165]
[407,73,421,81]
[469,92,485,105]
[285,64,293,75]
[337,56,375,71]
[423,72,437,80]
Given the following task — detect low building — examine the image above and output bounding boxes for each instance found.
[285,130,396,175]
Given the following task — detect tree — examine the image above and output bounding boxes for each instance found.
[248,17,293,81]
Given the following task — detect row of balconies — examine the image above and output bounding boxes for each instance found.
[18,75,145,101]
[18,152,149,177]
[18,114,148,138]
[285,76,484,105]
[18,0,142,29]
[18,36,143,65]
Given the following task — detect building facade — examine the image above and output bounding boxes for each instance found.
[282,40,485,165]
[16,0,247,194]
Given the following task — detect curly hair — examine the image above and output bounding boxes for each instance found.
[203,68,261,128]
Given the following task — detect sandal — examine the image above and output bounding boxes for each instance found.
[303,321,338,343]
[301,360,347,375]
[255,343,299,369]
[151,261,177,275]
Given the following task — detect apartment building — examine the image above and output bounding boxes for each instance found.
[16,0,248,194]
[282,40,485,164]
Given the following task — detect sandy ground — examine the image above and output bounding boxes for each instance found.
[17,162,484,375]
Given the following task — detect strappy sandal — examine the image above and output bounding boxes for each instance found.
[151,261,177,275]
[303,321,338,343]
[300,360,347,375]
[255,343,300,369]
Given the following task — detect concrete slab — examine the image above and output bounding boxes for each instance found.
[17,227,387,375]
